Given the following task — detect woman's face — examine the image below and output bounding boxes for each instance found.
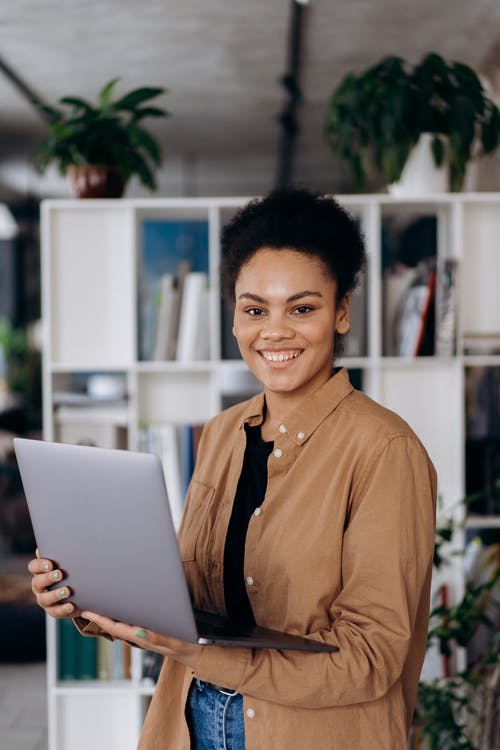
[233,248,350,403]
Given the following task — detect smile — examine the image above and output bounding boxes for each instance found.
[261,350,301,362]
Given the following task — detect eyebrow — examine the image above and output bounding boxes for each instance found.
[237,290,323,304]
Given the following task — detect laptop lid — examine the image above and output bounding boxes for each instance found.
[14,438,338,653]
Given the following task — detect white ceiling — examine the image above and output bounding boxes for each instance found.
[1,0,500,197]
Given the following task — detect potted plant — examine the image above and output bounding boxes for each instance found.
[35,78,168,197]
[325,53,500,192]
[413,495,500,749]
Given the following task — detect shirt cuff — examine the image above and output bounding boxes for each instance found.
[73,616,114,641]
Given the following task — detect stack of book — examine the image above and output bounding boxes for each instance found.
[139,422,204,530]
[140,263,210,362]
[58,619,132,682]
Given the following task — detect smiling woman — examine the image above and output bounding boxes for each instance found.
[233,248,350,438]
[29,187,437,750]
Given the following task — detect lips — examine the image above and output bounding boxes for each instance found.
[260,350,302,362]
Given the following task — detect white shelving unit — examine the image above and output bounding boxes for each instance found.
[40,194,500,749]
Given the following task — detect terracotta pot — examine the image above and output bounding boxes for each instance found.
[66,165,126,198]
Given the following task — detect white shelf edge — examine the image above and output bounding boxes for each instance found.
[49,363,133,373]
[54,680,139,695]
[54,680,156,697]
[465,515,500,529]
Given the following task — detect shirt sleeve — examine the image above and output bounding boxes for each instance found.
[193,435,437,709]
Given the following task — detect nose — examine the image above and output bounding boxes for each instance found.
[260,315,294,341]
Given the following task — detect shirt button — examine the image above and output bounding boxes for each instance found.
[273,448,283,458]
[246,708,255,718]
[296,431,305,440]
[278,424,287,433]
[254,507,261,516]
[246,576,254,586]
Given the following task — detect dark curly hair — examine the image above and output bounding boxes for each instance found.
[220,187,366,304]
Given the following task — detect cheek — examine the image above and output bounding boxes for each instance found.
[232,320,252,345]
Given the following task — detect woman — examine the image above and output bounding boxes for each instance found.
[30,187,437,749]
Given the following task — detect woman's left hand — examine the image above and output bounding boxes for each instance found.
[81,610,203,669]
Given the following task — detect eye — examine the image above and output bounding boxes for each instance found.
[245,307,265,316]
[293,305,313,315]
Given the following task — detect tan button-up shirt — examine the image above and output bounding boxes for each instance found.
[139,368,437,749]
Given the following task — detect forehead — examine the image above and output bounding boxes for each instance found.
[237,247,332,281]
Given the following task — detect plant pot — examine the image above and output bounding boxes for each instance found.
[66,165,126,199]
[388,134,448,196]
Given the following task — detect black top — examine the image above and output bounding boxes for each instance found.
[223,423,273,626]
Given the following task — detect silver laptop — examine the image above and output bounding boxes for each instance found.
[14,438,338,653]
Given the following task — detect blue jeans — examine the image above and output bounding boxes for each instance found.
[186,679,246,750]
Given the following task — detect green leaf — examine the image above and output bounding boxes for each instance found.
[126,124,162,164]
[131,106,169,121]
[40,104,63,123]
[98,78,120,108]
[113,87,165,111]
[481,102,500,153]
[431,135,445,167]
[59,96,95,115]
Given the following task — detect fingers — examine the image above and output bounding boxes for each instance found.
[28,555,75,619]
[28,555,54,575]
[82,612,151,648]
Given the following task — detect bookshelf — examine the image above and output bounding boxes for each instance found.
[40,194,500,749]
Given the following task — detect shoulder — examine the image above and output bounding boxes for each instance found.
[341,387,420,442]
[333,387,435,474]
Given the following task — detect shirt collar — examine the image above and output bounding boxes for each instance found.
[239,367,354,444]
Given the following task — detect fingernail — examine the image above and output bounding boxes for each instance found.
[58,588,66,598]
[135,628,149,639]
[64,603,73,614]
[43,563,50,572]
[52,571,60,580]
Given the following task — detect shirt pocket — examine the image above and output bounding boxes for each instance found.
[178,480,215,562]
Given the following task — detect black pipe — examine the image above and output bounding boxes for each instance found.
[275,0,309,188]
[0,55,52,122]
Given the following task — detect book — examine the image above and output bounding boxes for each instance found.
[58,618,78,680]
[111,640,124,681]
[392,261,436,357]
[176,271,210,361]
[158,423,184,530]
[141,423,184,530]
[395,282,431,357]
[152,273,179,361]
[139,422,204,529]
[414,270,436,356]
[140,279,162,361]
[97,638,113,681]
[77,631,98,679]
[383,266,419,355]
[435,258,458,357]
[58,620,98,680]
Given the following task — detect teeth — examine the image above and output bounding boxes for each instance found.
[262,351,300,362]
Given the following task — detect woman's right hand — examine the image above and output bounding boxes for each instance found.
[28,549,77,619]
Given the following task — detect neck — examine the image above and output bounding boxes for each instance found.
[261,367,337,440]
[261,390,300,441]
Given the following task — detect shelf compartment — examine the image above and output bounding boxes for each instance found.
[43,205,135,367]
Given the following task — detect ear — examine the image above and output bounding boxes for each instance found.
[335,293,350,335]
